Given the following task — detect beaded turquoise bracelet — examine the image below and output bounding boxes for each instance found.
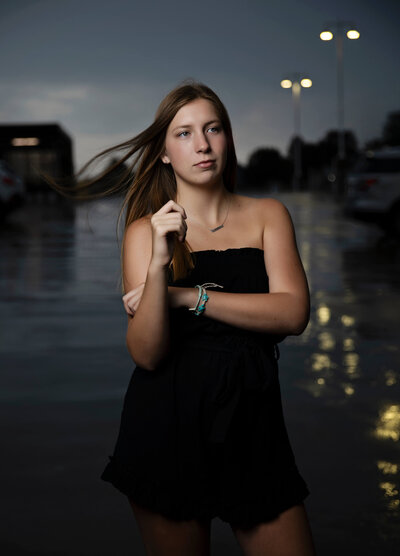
[188,282,224,316]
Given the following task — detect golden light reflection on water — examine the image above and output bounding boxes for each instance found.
[341,315,355,327]
[317,305,330,325]
[385,370,397,387]
[377,461,400,511]
[379,482,399,496]
[307,376,326,398]
[375,405,400,441]
[306,301,362,399]
[343,384,355,396]
[343,352,360,378]
[343,338,355,351]
[307,301,364,401]
[379,482,400,510]
[311,353,334,371]
[377,461,398,475]
[318,331,335,351]
[344,352,359,366]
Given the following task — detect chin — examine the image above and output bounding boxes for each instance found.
[176,168,223,188]
[196,173,221,185]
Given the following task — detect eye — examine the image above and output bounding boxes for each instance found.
[177,131,189,137]
[208,126,220,133]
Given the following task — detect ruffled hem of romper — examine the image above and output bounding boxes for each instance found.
[101,455,218,522]
[217,466,311,530]
[102,456,310,528]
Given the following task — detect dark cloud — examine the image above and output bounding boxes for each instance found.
[0,0,398,168]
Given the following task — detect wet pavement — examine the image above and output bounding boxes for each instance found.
[0,191,399,555]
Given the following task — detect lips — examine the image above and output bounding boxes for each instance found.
[195,160,215,166]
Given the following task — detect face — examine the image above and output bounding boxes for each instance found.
[161,98,227,187]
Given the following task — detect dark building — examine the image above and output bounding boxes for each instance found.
[0,123,74,193]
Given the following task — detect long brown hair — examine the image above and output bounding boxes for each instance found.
[49,78,238,291]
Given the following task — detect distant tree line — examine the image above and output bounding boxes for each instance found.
[237,109,400,192]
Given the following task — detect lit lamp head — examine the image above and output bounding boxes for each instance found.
[300,78,312,88]
[320,30,333,41]
[347,29,360,39]
[280,79,293,89]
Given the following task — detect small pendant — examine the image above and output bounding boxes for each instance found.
[210,224,224,232]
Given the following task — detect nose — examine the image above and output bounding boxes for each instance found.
[194,132,211,153]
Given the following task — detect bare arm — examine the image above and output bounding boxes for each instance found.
[123,201,187,370]
[180,199,310,335]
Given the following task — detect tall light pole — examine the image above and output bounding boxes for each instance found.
[320,21,360,164]
[280,73,312,190]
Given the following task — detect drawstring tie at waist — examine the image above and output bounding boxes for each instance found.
[171,334,280,451]
[206,336,279,444]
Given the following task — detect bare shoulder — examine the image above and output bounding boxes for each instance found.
[233,193,286,210]
[234,194,292,224]
[256,196,294,230]
[124,213,152,241]
[258,197,298,257]
[257,196,290,215]
[126,213,152,229]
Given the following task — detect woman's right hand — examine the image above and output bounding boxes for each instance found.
[150,199,188,268]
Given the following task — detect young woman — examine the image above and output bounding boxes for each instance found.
[66,80,316,555]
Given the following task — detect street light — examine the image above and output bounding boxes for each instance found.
[320,20,360,162]
[280,73,313,190]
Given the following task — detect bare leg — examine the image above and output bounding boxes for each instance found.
[128,497,212,556]
[230,502,316,556]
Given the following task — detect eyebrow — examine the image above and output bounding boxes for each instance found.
[172,119,221,132]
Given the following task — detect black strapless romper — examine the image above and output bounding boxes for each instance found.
[101,247,310,529]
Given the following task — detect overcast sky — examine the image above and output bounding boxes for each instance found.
[0,0,399,170]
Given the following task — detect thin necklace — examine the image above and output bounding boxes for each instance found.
[187,193,232,232]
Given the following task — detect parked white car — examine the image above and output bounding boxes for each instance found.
[0,159,25,218]
[345,147,400,234]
